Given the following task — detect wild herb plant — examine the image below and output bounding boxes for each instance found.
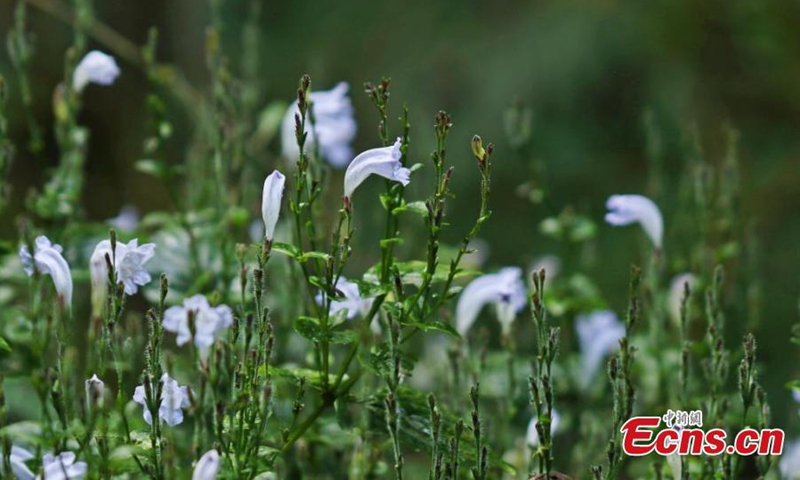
[0,1,797,480]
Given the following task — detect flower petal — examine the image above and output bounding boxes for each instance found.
[344,138,410,199]
[261,170,286,241]
[456,267,525,336]
[192,449,221,480]
[605,194,664,248]
[73,51,120,93]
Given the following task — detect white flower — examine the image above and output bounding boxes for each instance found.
[19,236,73,307]
[163,295,233,355]
[90,238,155,298]
[525,410,560,448]
[72,51,120,93]
[133,374,190,427]
[40,452,87,480]
[315,277,381,335]
[261,170,286,241]
[106,205,139,232]
[192,449,221,480]
[605,194,664,248]
[455,267,527,336]
[781,439,800,479]
[281,82,357,168]
[2,445,35,480]
[315,276,374,320]
[85,374,105,408]
[343,138,410,200]
[576,310,626,389]
[1,447,87,480]
[668,273,696,327]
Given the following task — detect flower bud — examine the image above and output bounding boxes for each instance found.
[471,135,485,161]
[85,374,105,409]
[192,449,220,480]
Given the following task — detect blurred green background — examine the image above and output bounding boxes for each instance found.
[2,0,800,431]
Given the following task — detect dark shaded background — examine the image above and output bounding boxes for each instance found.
[2,0,800,427]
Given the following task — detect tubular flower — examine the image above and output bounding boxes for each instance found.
[89,238,155,315]
[261,170,286,241]
[605,194,664,248]
[163,295,233,355]
[281,82,357,168]
[72,51,120,93]
[19,236,73,307]
[133,374,190,427]
[91,238,155,294]
[525,410,561,448]
[343,138,410,200]
[192,449,221,480]
[456,267,527,336]
[576,310,626,389]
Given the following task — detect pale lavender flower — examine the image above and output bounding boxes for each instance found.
[605,194,664,248]
[456,267,527,336]
[85,374,105,408]
[525,410,560,448]
[576,310,626,388]
[163,295,233,355]
[780,439,800,479]
[2,445,35,480]
[19,236,73,307]
[281,82,357,168]
[315,276,374,320]
[343,138,410,200]
[40,451,87,480]
[133,374,190,427]
[192,449,221,480]
[261,170,286,241]
[315,277,381,335]
[106,205,139,232]
[72,51,120,93]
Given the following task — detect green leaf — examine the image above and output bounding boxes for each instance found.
[0,336,10,352]
[272,242,300,259]
[261,365,343,391]
[357,343,417,377]
[392,201,428,217]
[298,251,332,263]
[411,320,460,338]
[294,317,357,345]
[379,237,403,248]
[294,316,322,342]
[328,328,358,345]
[364,260,479,287]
